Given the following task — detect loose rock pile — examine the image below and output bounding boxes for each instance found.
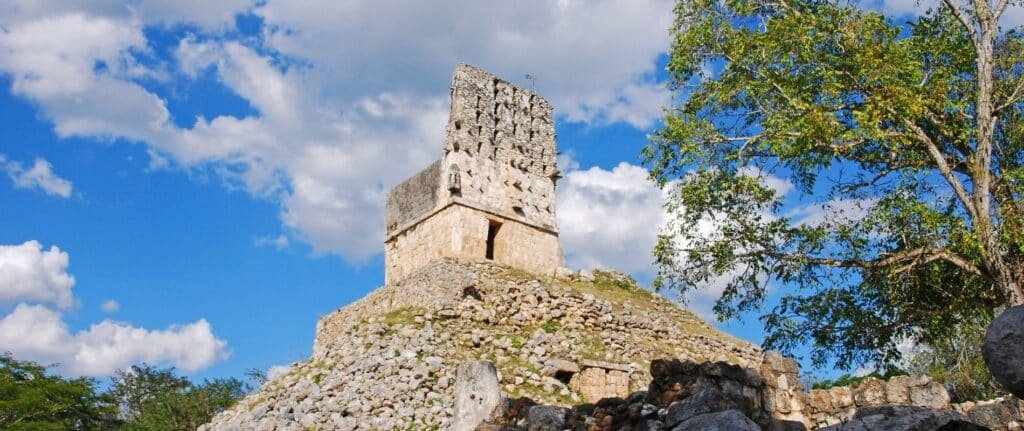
[480,359,771,430]
[201,259,1024,430]
[479,358,1022,431]
[201,259,761,430]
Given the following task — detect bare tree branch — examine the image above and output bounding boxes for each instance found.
[902,118,979,220]
[995,76,1024,112]
[994,0,1011,21]
[943,0,979,41]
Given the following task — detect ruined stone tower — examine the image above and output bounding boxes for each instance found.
[384,64,563,283]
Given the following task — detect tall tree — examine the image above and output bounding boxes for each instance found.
[110,364,247,431]
[645,0,1024,368]
[0,354,117,430]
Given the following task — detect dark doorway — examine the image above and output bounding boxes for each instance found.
[486,220,502,260]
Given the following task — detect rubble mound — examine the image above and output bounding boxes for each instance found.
[479,358,1021,431]
[201,259,761,430]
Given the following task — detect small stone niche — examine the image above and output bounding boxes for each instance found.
[568,360,633,403]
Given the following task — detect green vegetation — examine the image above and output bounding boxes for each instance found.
[811,369,907,390]
[0,353,117,430]
[646,0,1024,380]
[540,321,560,333]
[382,306,426,327]
[569,272,656,312]
[906,320,1006,402]
[1,353,252,431]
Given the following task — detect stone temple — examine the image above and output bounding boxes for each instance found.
[384,64,564,283]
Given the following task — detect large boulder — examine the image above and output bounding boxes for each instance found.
[819,405,986,431]
[664,386,756,427]
[452,361,503,431]
[525,405,567,431]
[671,409,760,431]
[983,305,1024,398]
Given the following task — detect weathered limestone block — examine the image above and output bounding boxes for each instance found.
[852,377,886,407]
[807,389,834,413]
[957,396,1024,430]
[452,361,503,431]
[908,376,950,410]
[819,405,973,431]
[568,362,632,403]
[673,409,761,431]
[885,375,912,404]
[759,352,809,429]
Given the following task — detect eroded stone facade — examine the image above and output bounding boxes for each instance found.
[385,64,563,283]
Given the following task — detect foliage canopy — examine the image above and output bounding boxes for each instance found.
[0,354,249,430]
[646,0,1024,369]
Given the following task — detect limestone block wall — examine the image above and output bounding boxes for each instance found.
[568,360,633,402]
[384,204,562,284]
[760,351,808,428]
[385,160,441,235]
[802,375,951,427]
[382,64,563,282]
[757,353,1024,430]
[441,64,558,231]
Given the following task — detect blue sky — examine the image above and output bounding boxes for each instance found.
[1,0,993,382]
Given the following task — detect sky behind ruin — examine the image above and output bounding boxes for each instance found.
[1,0,1018,381]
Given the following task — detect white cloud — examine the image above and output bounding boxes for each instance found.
[0,1,251,31]
[737,166,794,198]
[255,235,290,250]
[1,155,73,197]
[557,162,668,274]
[553,161,730,319]
[0,1,676,262]
[255,0,674,127]
[787,198,878,228]
[0,241,228,376]
[101,299,120,313]
[0,304,228,376]
[0,241,75,309]
[862,0,1023,28]
[266,364,292,381]
[556,161,798,319]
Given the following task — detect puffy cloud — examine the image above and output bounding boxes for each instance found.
[1,155,73,197]
[0,304,228,376]
[101,299,120,313]
[737,166,793,198]
[266,364,292,381]
[862,0,1023,28]
[0,241,75,309]
[557,162,668,274]
[787,198,878,228]
[0,241,228,376]
[0,0,676,262]
[554,161,731,318]
[254,235,290,250]
[0,1,251,30]
[556,161,797,319]
[255,0,673,127]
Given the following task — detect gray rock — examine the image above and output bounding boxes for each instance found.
[670,410,759,431]
[819,405,985,431]
[526,405,566,431]
[643,419,666,431]
[983,305,1024,398]
[908,377,950,409]
[555,267,574,280]
[664,387,751,427]
[578,269,595,282]
[543,358,580,374]
[452,360,503,431]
